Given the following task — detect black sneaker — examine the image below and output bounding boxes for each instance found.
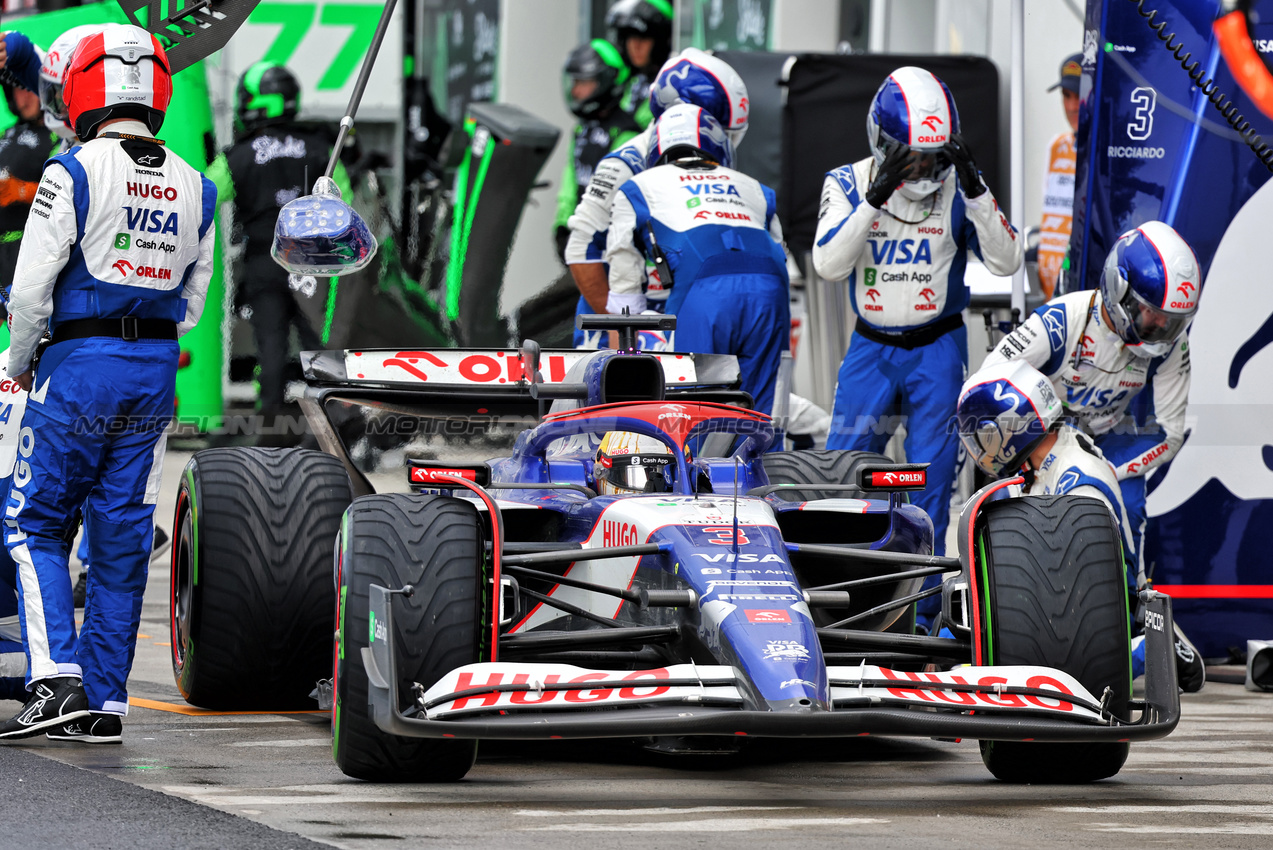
[0,677,90,739]
[73,571,87,609]
[1174,623,1206,693]
[47,711,122,744]
[150,526,171,564]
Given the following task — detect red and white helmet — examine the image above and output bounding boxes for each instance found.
[39,24,104,140]
[63,24,172,140]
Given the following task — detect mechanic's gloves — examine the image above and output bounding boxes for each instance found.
[865,144,913,209]
[945,133,987,199]
[606,290,647,315]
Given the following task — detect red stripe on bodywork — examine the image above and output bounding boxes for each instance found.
[1154,585,1273,599]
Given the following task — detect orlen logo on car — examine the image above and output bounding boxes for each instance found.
[746,609,791,624]
[869,470,926,487]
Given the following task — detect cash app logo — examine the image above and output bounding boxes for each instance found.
[686,196,701,209]
[114,233,130,250]
[864,267,876,286]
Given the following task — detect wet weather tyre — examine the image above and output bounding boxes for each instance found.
[333,494,484,782]
[976,495,1132,783]
[761,449,895,501]
[170,448,352,710]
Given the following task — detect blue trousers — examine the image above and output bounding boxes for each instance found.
[1093,431,1149,587]
[0,488,23,700]
[827,325,967,557]
[671,274,789,416]
[5,337,175,715]
[827,326,966,625]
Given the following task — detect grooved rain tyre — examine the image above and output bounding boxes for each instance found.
[761,449,895,501]
[333,494,484,782]
[976,495,1132,783]
[170,448,352,710]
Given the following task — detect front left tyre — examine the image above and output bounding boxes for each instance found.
[333,494,485,782]
[171,447,352,709]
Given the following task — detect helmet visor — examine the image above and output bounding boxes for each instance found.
[599,456,673,493]
[39,78,66,120]
[877,137,951,182]
[1124,289,1190,344]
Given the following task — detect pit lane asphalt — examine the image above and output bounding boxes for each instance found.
[1,450,1270,850]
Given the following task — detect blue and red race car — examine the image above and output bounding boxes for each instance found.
[169,315,1180,785]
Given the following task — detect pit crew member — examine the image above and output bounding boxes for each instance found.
[812,66,1022,629]
[555,40,641,264]
[956,360,1205,692]
[605,0,674,128]
[0,26,216,741]
[605,104,789,415]
[565,48,749,339]
[979,220,1197,583]
[0,81,56,294]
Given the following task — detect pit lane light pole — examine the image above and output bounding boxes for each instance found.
[1010,0,1026,316]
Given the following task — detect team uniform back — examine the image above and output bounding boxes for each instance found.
[3,124,216,716]
[224,126,332,259]
[34,137,214,333]
[606,162,789,413]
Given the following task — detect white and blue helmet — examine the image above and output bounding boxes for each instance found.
[648,48,749,147]
[867,66,960,198]
[956,362,1063,477]
[646,103,733,169]
[1100,221,1200,359]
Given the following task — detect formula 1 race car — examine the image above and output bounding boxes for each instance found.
[168,315,1180,785]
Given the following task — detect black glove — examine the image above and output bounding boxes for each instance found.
[945,133,986,198]
[865,144,914,209]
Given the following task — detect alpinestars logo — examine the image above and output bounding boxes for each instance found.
[15,683,54,726]
[113,259,134,276]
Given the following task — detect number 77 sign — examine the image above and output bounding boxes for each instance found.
[230,0,402,117]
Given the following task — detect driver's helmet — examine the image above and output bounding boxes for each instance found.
[1100,221,1200,359]
[956,361,1063,476]
[648,48,749,147]
[39,24,103,141]
[645,103,733,170]
[595,431,674,495]
[866,66,960,200]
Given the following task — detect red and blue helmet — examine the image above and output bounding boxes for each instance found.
[646,103,733,169]
[648,48,749,146]
[1100,221,1201,358]
[956,362,1063,476]
[867,66,960,197]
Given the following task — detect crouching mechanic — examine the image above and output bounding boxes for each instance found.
[979,221,1196,590]
[955,361,1205,692]
[812,66,1022,629]
[0,25,216,741]
[605,104,789,415]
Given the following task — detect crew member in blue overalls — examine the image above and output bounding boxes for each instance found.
[0,25,216,742]
[813,66,1022,630]
[956,359,1205,692]
[605,104,789,415]
[979,222,1197,619]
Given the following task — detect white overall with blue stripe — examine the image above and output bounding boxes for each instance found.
[980,290,1191,573]
[606,162,789,414]
[813,159,1021,563]
[3,121,216,714]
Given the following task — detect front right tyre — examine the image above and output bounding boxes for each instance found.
[975,495,1132,783]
